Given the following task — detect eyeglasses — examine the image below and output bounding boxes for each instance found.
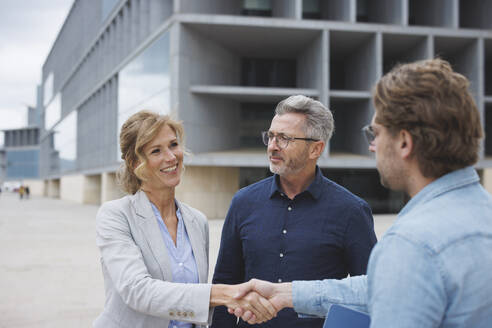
[261,131,319,149]
[361,125,375,145]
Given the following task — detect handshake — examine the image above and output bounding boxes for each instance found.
[211,279,293,325]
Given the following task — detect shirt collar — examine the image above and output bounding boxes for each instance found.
[150,201,182,223]
[398,166,479,218]
[269,166,324,200]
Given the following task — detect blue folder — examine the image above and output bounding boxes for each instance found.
[323,305,370,328]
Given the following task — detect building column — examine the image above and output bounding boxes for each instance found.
[84,174,102,205]
[483,168,492,195]
[101,172,125,203]
[22,179,44,196]
[60,174,102,204]
[47,179,60,198]
[176,166,239,219]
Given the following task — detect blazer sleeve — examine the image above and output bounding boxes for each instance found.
[96,200,212,324]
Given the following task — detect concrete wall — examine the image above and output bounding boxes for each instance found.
[60,174,102,204]
[101,172,125,203]
[84,174,102,205]
[483,168,492,195]
[176,166,239,219]
[22,179,44,196]
[177,24,241,153]
[60,175,85,203]
[46,179,60,198]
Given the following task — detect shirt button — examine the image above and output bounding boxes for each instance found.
[278,278,282,282]
[287,206,292,211]
[282,229,287,234]
[280,253,284,258]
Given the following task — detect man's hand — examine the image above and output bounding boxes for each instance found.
[210,283,277,324]
[228,279,293,323]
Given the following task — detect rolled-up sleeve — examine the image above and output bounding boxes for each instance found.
[293,275,369,317]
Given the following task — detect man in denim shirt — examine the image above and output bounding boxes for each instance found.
[232,59,492,327]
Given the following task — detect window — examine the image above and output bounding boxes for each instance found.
[117,31,171,160]
[242,0,272,16]
[53,110,77,173]
[241,58,296,87]
[43,73,54,106]
[5,149,40,179]
[45,93,61,131]
[303,0,321,19]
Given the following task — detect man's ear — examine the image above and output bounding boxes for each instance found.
[399,129,414,159]
[309,140,325,159]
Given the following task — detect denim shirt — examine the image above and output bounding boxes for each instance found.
[293,166,492,327]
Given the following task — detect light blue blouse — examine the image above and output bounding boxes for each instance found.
[151,202,199,328]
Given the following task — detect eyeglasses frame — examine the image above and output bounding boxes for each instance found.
[261,131,319,149]
[361,124,375,145]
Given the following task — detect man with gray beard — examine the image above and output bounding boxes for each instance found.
[211,95,377,328]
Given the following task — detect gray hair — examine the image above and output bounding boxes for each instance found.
[275,95,334,142]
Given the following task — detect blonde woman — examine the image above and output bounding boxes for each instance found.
[94,111,276,328]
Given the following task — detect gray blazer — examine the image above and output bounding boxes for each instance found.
[93,190,212,328]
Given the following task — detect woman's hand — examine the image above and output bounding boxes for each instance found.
[210,283,278,324]
[227,279,292,324]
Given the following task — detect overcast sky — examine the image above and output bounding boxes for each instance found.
[0,0,73,130]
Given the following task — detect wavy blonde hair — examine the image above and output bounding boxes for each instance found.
[117,110,184,194]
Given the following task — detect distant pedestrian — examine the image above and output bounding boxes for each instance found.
[25,186,30,199]
[19,186,25,200]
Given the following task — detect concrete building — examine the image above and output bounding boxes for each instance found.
[0,102,42,191]
[37,0,492,217]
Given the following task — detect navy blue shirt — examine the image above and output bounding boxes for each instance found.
[211,167,377,328]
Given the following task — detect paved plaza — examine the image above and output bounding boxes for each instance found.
[0,192,395,327]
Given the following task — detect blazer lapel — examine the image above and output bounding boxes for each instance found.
[177,201,208,284]
[132,190,173,281]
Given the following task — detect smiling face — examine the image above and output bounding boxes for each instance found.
[140,124,183,192]
[267,113,311,177]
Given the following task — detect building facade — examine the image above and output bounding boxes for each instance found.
[0,104,41,185]
[38,0,492,216]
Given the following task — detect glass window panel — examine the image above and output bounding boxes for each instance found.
[45,93,61,131]
[117,31,171,161]
[5,149,39,179]
[243,0,271,10]
[53,110,77,173]
[44,73,54,106]
[303,0,320,12]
